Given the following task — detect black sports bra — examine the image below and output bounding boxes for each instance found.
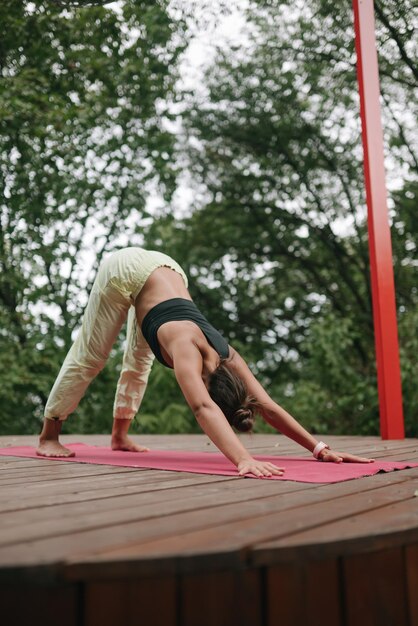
[141,297,229,368]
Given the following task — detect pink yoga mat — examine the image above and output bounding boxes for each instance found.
[1,443,417,483]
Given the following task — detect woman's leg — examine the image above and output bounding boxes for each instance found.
[38,283,131,457]
[111,306,155,452]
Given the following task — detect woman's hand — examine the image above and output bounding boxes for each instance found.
[237,458,285,478]
[319,448,375,463]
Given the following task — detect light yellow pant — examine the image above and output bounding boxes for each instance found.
[44,247,188,421]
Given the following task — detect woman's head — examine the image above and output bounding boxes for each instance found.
[207,360,259,432]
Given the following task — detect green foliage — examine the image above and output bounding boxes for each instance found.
[398,307,418,437]
[143,0,417,435]
[282,311,380,436]
[131,366,199,434]
[0,0,416,437]
[0,0,189,434]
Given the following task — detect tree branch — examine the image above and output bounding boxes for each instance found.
[374,1,418,81]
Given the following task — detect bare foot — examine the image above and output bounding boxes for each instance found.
[36,440,75,458]
[111,436,149,453]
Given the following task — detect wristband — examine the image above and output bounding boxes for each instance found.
[313,441,329,459]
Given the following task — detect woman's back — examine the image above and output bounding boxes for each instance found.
[135,266,192,325]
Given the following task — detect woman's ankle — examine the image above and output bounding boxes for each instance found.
[111,418,132,440]
[39,418,63,441]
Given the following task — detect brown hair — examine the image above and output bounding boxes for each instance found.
[207,361,260,432]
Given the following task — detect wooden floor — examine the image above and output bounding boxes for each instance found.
[1,434,418,626]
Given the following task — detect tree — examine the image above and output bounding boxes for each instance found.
[0,0,188,433]
[1,0,416,436]
[144,0,417,434]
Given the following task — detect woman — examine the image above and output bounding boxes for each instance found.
[37,247,373,476]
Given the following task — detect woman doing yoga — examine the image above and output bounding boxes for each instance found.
[37,247,373,477]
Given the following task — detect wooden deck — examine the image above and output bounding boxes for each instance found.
[1,434,418,626]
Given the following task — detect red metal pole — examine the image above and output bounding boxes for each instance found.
[352,0,404,439]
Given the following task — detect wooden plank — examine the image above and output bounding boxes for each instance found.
[0,465,144,486]
[84,576,177,626]
[405,543,418,626]
[181,569,262,626]
[1,434,416,455]
[0,459,63,469]
[237,569,262,626]
[267,558,342,626]
[0,473,302,528]
[81,476,417,566]
[254,482,418,563]
[343,548,408,626]
[0,466,216,501]
[0,435,417,588]
[1,474,414,573]
[369,448,418,461]
[0,478,309,547]
[0,473,229,515]
[0,583,79,626]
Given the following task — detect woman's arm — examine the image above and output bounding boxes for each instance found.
[172,343,285,477]
[228,347,374,464]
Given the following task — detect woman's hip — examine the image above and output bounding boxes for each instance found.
[93,247,187,304]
